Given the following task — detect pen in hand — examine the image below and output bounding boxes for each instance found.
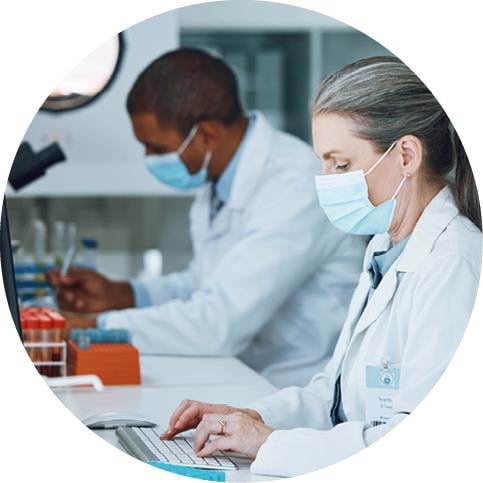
[53,245,76,308]
[60,245,76,277]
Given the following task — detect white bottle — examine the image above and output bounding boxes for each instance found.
[52,221,65,268]
[33,219,47,267]
[81,237,98,270]
[66,223,77,251]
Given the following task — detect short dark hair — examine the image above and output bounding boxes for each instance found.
[127,48,243,135]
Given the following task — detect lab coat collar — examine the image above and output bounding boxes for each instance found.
[195,185,230,241]
[195,112,273,241]
[227,111,274,210]
[352,186,459,339]
[396,186,459,272]
[364,186,459,273]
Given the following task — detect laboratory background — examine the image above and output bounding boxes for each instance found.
[6,1,391,279]
[3,1,482,481]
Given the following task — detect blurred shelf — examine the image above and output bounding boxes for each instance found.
[179,2,351,30]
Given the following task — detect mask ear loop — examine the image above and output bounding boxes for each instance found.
[202,150,212,169]
[391,174,409,200]
[364,141,397,177]
[177,125,199,155]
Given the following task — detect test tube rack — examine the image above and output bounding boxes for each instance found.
[24,340,67,377]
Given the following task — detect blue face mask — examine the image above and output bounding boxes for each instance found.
[145,125,212,190]
[315,141,408,235]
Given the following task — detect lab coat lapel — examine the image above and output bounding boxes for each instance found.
[208,204,232,240]
[350,187,460,339]
[201,111,273,242]
[329,271,372,374]
[352,265,399,338]
[344,232,392,338]
[193,185,212,243]
[228,111,273,210]
[196,188,232,243]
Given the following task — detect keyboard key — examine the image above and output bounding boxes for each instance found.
[177,455,195,464]
[216,457,237,468]
[175,439,193,452]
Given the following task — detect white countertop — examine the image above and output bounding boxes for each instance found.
[139,354,266,387]
[54,354,278,481]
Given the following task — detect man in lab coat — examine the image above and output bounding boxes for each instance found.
[50,48,366,388]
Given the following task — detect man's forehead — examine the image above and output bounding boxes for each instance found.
[131,113,181,141]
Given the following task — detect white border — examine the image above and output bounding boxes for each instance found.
[0,1,481,482]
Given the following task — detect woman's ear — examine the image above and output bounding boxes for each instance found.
[397,135,423,176]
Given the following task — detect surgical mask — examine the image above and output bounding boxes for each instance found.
[145,125,212,190]
[315,141,408,235]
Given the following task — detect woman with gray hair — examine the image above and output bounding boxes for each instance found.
[160,56,482,477]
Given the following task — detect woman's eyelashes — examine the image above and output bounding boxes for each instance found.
[335,161,350,172]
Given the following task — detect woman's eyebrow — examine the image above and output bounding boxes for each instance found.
[322,150,343,160]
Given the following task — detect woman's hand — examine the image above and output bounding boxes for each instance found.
[194,412,274,459]
[159,399,263,440]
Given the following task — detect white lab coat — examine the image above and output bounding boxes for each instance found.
[249,186,482,476]
[101,112,366,387]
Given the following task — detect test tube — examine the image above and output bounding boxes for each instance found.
[20,312,32,359]
[77,332,91,350]
[37,313,52,376]
[66,223,77,251]
[86,328,102,343]
[21,310,40,362]
[46,309,66,377]
[33,220,47,267]
[70,328,81,343]
[52,221,65,269]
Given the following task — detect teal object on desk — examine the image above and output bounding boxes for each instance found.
[147,462,226,481]
[70,328,131,345]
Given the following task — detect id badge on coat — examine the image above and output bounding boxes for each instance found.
[365,359,400,427]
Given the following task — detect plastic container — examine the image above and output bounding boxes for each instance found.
[67,340,140,385]
[81,237,98,270]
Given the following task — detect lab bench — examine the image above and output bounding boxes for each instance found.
[53,354,278,481]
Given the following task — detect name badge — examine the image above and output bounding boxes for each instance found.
[365,359,400,427]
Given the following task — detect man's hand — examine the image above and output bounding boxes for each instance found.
[48,267,134,313]
[61,312,97,336]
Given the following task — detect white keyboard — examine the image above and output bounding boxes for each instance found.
[116,426,237,470]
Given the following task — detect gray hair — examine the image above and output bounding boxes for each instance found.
[311,56,481,231]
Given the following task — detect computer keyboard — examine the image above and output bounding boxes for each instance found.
[116,426,238,470]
